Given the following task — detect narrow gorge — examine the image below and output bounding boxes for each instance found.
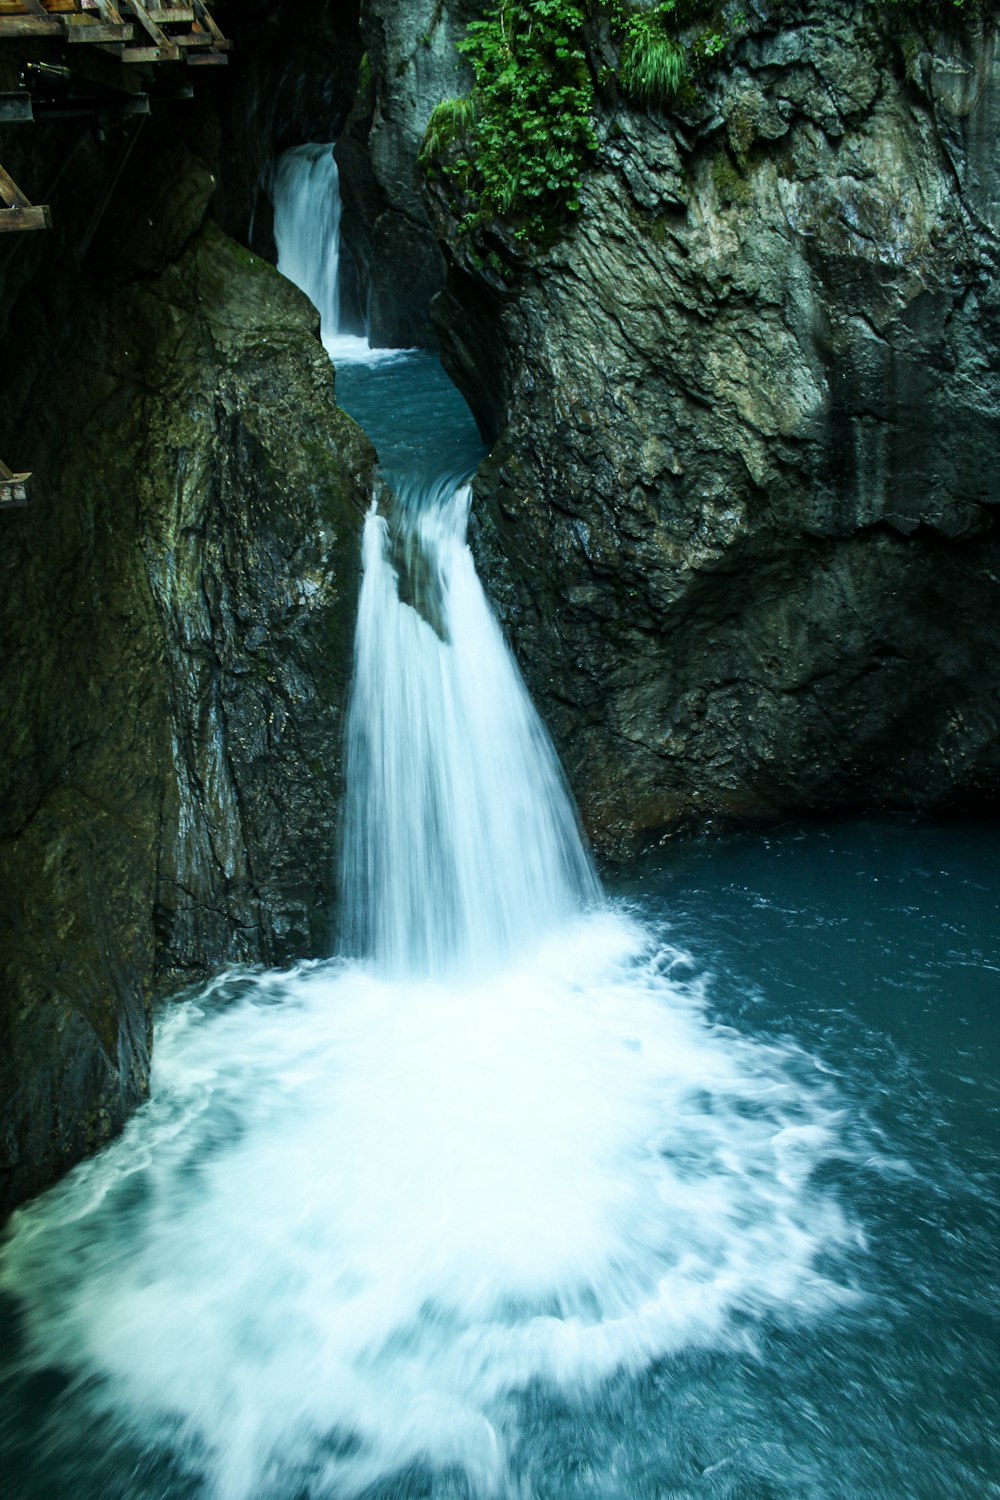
[0,2,998,1497]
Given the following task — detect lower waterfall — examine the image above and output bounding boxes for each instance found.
[339,477,601,976]
[1,144,996,1500]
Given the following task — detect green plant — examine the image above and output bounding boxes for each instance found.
[619,5,686,102]
[422,94,479,161]
[612,1,746,106]
[423,0,598,236]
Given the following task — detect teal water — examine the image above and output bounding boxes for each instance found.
[335,349,486,491]
[1,821,997,1498]
[614,819,1000,1498]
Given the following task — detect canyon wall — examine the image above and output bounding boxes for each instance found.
[422,0,1000,855]
[0,2,370,1217]
[335,0,484,345]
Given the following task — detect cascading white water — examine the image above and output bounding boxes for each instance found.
[0,144,870,1500]
[273,144,599,975]
[272,143,342,337]
[273,142,379,365]
[340,476,600,975]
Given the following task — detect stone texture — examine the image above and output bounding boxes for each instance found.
[335,0,484,345]
[428,1,1000,857]
[209,0,365,260]
[0,133,372,1219]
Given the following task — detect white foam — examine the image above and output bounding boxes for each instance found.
[322,332,416,366]
[1,910,862,1499]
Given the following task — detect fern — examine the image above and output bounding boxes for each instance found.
[422,0,598,238]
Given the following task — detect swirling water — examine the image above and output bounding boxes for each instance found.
[0,148,997,1500]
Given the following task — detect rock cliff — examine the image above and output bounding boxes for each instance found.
[0,14,371,1218]
[424,0,1000,856]
[335,0,483,345]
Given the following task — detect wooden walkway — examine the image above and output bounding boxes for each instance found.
[0,1,230,66]
[0,458,30,506]
[1,0,231,229]
[1,0,232,501]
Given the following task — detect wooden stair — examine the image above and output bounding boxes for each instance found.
[0,0,231,233]
[0,0,230,67]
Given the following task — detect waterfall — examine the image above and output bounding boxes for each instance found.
[340,479,600,975]
[272,143,342,338]
[272,146,600,976]
[273,143,379,365]
[0,143,868,1500]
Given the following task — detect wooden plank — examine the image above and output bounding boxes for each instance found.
[0,1,78,11]
[0,15,62,34]
[19,0,53,17]
[117,41,184,60]
[0,159,31,207]
[0,204,52,230]
[184,47,225,65]
[191,0,222,44]
[64,19,134,39]
[118,0,177,53]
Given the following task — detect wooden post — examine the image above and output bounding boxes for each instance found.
[0,459,30,507]
[0,160,52,230]
[118,0,180,58]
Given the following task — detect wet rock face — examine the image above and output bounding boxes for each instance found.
[0,141,371,1219]
[429,3,1000,856]
[335,0,483,345]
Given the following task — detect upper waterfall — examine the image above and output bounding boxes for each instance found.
[272,144,342,339]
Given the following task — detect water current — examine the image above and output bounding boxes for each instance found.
[0,144,997,1500]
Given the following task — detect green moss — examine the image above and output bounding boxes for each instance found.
[226,239,276,277]
[711,149,750,204]
[725,101,757,163]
